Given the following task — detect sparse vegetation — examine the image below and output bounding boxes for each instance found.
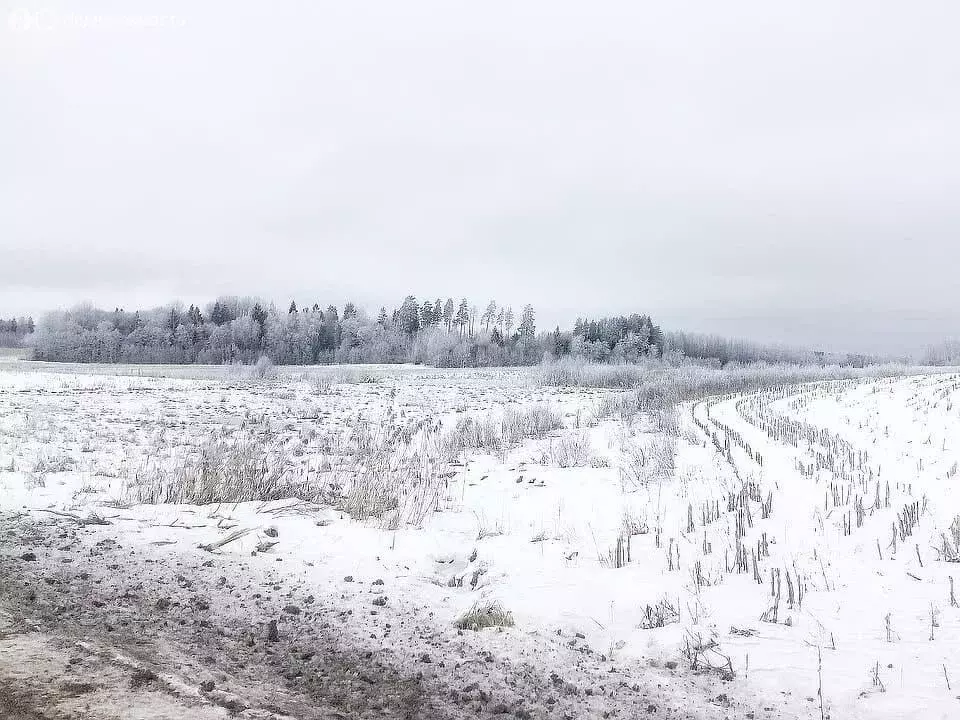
[454,601,515,631]
[443,403,564,459]
[638,596,680,629]
[547,431,594,468]
[127,434,308,505]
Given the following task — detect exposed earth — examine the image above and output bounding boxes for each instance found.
[0,509,787,720]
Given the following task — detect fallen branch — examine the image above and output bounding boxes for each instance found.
[199,527,254,552]
[36,509,111,526]
[164,517,207,529]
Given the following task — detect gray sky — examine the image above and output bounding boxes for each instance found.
[2,0,959,355]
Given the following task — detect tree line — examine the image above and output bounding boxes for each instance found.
[0,316,35,348]
[22,297,886,367]
[921,340,960,366]
[30,297,564,366]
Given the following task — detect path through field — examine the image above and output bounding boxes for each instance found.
[692,373,960,720]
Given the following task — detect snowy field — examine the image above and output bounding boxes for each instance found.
[1,362,958,719]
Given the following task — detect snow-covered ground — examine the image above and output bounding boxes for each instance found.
[1,363,958,718]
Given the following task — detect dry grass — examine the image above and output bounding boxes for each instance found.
[547,431,594,467]
[127,434,311,505]
[537,359,658,389]
[941,515,960,561]
[618,435,677,488]
[444,403,564,459]
[540,358,924,426]
[125,395,568,529]
[454,601,515,631]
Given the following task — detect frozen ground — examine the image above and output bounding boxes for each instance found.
[1,363,958,718]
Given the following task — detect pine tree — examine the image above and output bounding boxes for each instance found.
[377,307,388,326]
[251,303,267,343]
[456,299,469,337]
[399,296,420,334]
[482,300,497,332]
[211,301,231,326]
[288,300,298,314]
[503,306,515,337]
[421,300,434,327]
[519,304,536,338]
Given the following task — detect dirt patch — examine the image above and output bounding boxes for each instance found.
[0,511,795,720]
[0,678,50,720]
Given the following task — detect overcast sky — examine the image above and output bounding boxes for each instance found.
[2,0,958,355]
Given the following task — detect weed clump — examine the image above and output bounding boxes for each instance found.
[455,601,515,631]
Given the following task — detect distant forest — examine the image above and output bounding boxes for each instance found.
[6,297,914,367]
[29,298,664,367]
[0,316,34,349]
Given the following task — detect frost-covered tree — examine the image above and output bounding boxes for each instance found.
[468,305,478,337]
[443,298,455,332]
[251,303,267,345]
[420,300,435,327]
[455,299,469,337]
[210,301,232,326]
[519,304,536,338]
[30,294,748,369]
[0,315,35,348]
[398,296,421,335]
[482,301,497,332]
[503,306,515,337]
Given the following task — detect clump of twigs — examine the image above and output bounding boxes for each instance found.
[638,596,680,629]
[682,629,734,679]
[939,515,960,561]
